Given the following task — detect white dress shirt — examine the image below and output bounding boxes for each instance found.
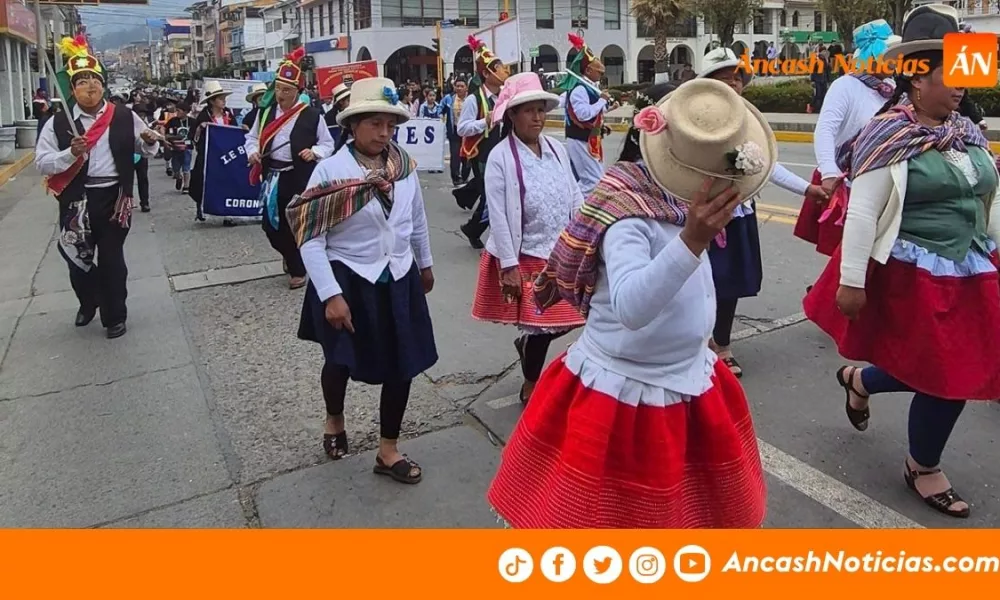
[456,87,499,138]
[35,101,158,188]
[243,103,336,163]
[299,147,434,302]
[568,82,607,122]
[571,216,718,399]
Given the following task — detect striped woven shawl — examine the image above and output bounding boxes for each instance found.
[286,143,416,248]
[533,161,687,317]
[836,104,989,178]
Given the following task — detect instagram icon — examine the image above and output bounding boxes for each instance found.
[629,547,666,584]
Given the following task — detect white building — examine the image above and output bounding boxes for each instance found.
[262,0,302,71]
[955,0,1000,31]
[296,0,836,86]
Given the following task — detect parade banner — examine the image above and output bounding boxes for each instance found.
[201,124,262,218]
[392,118,446,172]
[203,78,257,111]
[316,60,378,99]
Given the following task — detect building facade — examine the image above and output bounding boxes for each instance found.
[164,19,193,78]
[262,0,302,71]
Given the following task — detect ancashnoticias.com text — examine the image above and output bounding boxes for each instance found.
[723,552,1000,574]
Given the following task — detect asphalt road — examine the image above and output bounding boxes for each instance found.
[1,138,997,529]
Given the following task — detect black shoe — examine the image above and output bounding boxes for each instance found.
[175,178,182,191]
[222,218,236,227]
[166,168,173,177]
[460,223,484,249]
[106,322,127,339]
[75,307,97,327]
[140,204,150,213]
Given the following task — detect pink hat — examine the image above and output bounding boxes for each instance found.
[491,73,560,126]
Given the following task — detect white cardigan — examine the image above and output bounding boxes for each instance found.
[841,158,1000,288]
[483,133,584,269]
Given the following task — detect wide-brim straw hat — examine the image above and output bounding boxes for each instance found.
[638,78,777,203]
[202,80,232,103]
[332,83,351,104]
[890,4,960,57]
[336,77,411,126]
[698,47,753,87]
[245,83,267,103]
[490,72,560,126]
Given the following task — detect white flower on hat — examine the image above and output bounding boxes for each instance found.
[727,142,766,176]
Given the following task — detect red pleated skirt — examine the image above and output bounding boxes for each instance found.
[487,356,767,529]
[803,246,1000,400]
[793,169,847,257]
[471,252,586,330]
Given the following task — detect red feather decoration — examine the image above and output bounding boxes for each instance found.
[568,33,585,50]
[467,35,483,50]
[74,33,88,48]
[285,46,306,63]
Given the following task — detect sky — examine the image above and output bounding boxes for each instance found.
[79,0,197,38]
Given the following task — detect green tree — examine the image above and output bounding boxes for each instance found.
[821,0,891,53]
[696,0,762,46]
[631,0,692,83]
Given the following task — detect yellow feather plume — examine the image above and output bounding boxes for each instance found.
[58,35,89,58]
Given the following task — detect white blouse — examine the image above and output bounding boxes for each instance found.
[299,148,433,302]
[814,76,893,180]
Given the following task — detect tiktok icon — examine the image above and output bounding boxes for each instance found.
[498,548,534,583]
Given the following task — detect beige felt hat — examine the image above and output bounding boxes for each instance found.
[638,78,777,203]
[336,77,411,126]
[245,82,267,103]
[332,83,351,104]
[201,80,232,103]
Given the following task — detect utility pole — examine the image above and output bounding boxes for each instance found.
[434,20,442,90]
[32,0,47,93]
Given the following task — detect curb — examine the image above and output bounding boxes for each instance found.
[0,151,35,188]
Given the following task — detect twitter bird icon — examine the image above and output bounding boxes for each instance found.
[583,546,623,584]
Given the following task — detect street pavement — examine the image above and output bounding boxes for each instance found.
[1,137,998,529]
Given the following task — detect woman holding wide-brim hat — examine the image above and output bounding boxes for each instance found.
[804,4,1000,519]
[695,47,826,378]
[188,80,236,222]
[288,77,437,485]
[470,73,585,405]
[488,78,772,528]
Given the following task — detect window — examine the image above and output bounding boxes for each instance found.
[535,0,553,28]
[792,10,799,27]
[308,7,315,37]
[459,0,479,27]
[779,10,786,27]
[329,2,336,32]
[570,0,587,28]
[813,11,822,32]
[604,0,620,30]
[381,0,443,27]
[338,0,346,31]
[753,10,772,35]
[319,5,325,36]
[354,0,372,29]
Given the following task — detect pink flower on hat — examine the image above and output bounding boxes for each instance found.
[634,106,667,135]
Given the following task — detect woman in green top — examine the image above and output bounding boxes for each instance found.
[804,6,1000,519]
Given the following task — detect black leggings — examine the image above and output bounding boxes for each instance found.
[321,363,411,440]
[521,331,568,382]
[714,298,739,347]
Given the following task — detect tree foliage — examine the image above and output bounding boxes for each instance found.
[696,0,762,46]
[631,0,692,78]
[820,0,891,52]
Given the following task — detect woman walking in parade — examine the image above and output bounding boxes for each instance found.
[804,5,1000,519]
[188,81,236,222]
[488,79,773,528]
[288,78,436,485]
[696,47,827,377]
[471,73,585,405]
[795,19,899,256]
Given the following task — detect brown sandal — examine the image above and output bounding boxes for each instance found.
[836,366,870,431]
[904,463,970,519]
[374,454,422,484]
[322,431,349,460]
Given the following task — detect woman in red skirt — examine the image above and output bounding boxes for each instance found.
[804,5,1000,519]
[471,73,585,404]
[488,79,773,528]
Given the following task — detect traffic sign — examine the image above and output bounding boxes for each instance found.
[529,46,539,58]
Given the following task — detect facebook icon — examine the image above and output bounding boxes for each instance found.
[541,547,577,582]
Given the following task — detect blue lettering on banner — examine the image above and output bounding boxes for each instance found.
[201,124,263,218]
[406,128,418,144]
[423,126,435,144]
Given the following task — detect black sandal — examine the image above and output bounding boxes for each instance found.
[374,454,422,484]
[836,366,870,431]
[904,463,970,519]
[322,431,349,460]
[721,355,743,378]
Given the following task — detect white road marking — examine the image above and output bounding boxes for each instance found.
[758,440,923,529]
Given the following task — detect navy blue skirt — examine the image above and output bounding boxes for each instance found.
[298,261,438,385]
[709,210,763,300]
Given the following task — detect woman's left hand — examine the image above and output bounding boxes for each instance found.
[420,267,434,294]
[805,183,830,205]
[836,285,867,320]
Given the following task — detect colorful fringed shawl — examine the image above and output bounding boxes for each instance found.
[285,142,416,247]
[837,104,989,178]
[533,161,687,317]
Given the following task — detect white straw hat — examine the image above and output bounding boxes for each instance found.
[332,83,351,104]
[202,80,232,103]
[245,82,267,103]
[336,77,411,126]
[698,47,753,86]
[638,78,777,203]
